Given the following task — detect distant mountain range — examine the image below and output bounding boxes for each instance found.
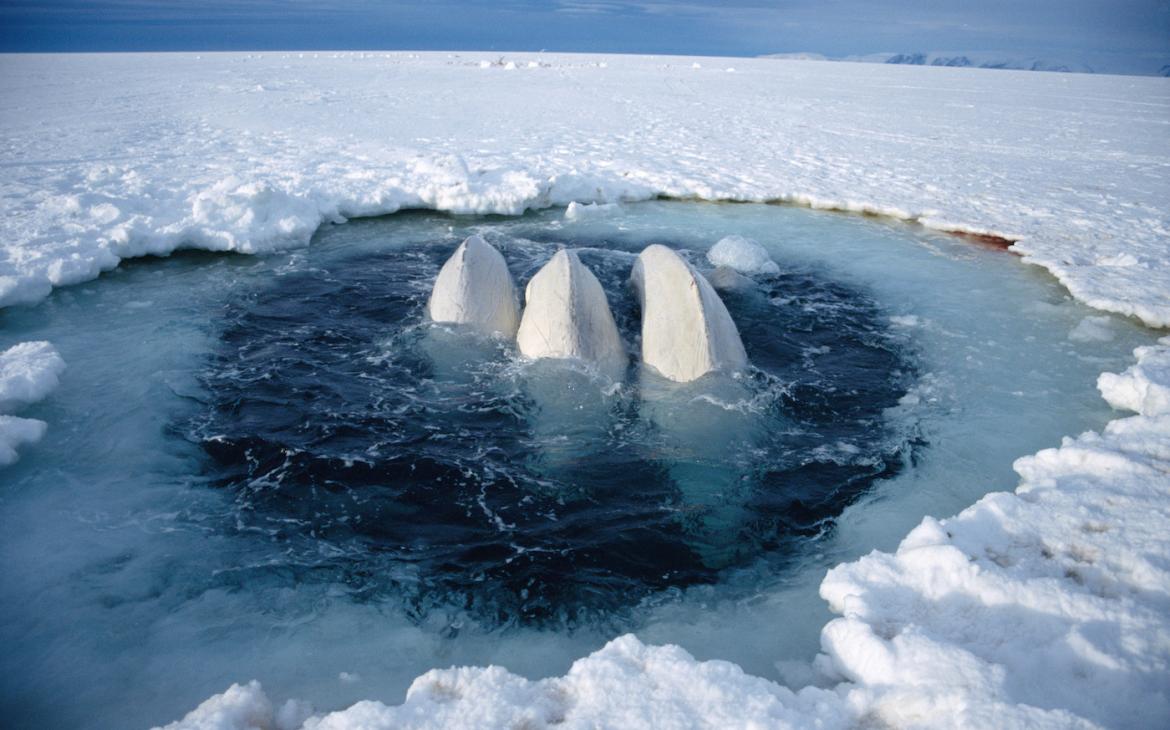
[761,51,1170,77]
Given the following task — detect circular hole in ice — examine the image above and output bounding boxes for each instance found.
[187,232,917,626]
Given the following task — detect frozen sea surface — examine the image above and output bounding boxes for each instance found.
[0,201,1153,729]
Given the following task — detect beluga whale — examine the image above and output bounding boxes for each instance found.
[515,249,627,474]
[427,234,520,339]
[630,244,748,382]
[517,249,626,376]
[631,244,755,567]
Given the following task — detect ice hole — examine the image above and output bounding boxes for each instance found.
[0,201,1152,729]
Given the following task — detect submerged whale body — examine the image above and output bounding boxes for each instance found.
[427,234,520,338]
[517,249,626,375]
[630,244,748,382]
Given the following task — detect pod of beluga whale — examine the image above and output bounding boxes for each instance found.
[426,235,750,382]
[426,232,773,567]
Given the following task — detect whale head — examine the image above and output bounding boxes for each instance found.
[427,234,520,339]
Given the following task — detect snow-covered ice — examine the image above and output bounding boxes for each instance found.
[706,235,780,276]
[0,341,64,463]
[2,53,1167,326]
[0,51,1168,729]
[1098,337,1170,417]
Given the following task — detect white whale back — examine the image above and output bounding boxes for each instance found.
[517,250,626,374]
[630,244,748,382]
[427,234,520,338]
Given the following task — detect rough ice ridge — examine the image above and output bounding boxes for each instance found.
[0,341,65,465]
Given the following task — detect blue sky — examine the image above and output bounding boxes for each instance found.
[2,0,1168,71]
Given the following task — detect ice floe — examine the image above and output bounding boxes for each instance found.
[706,235,780,276]
[1098,337,1170,417]
[0,341,65,465]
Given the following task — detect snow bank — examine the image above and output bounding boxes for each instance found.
[516,249,625,373]
[1,53,1166,326]
[630,244,748,382]
[427,235,520,338]
[161,635,851,730]
[706,235,780,275]
[0,341,64,465]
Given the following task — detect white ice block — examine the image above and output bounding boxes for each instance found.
[630,244,748,382]
[706,235,780,275]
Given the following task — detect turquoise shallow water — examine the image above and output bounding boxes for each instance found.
[0,201,1152,729]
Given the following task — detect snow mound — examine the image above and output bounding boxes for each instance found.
[158,679,312,730]
[0,340,65,465]
[516,250,625,373]
[1098,337,1170,417]
[817,342,1170,730]
[630,245,748,382]
[158,635,850,730]
[706,235,780,275]
[427,235,520,338]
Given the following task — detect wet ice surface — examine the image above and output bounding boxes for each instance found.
[0,202,1152,729]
